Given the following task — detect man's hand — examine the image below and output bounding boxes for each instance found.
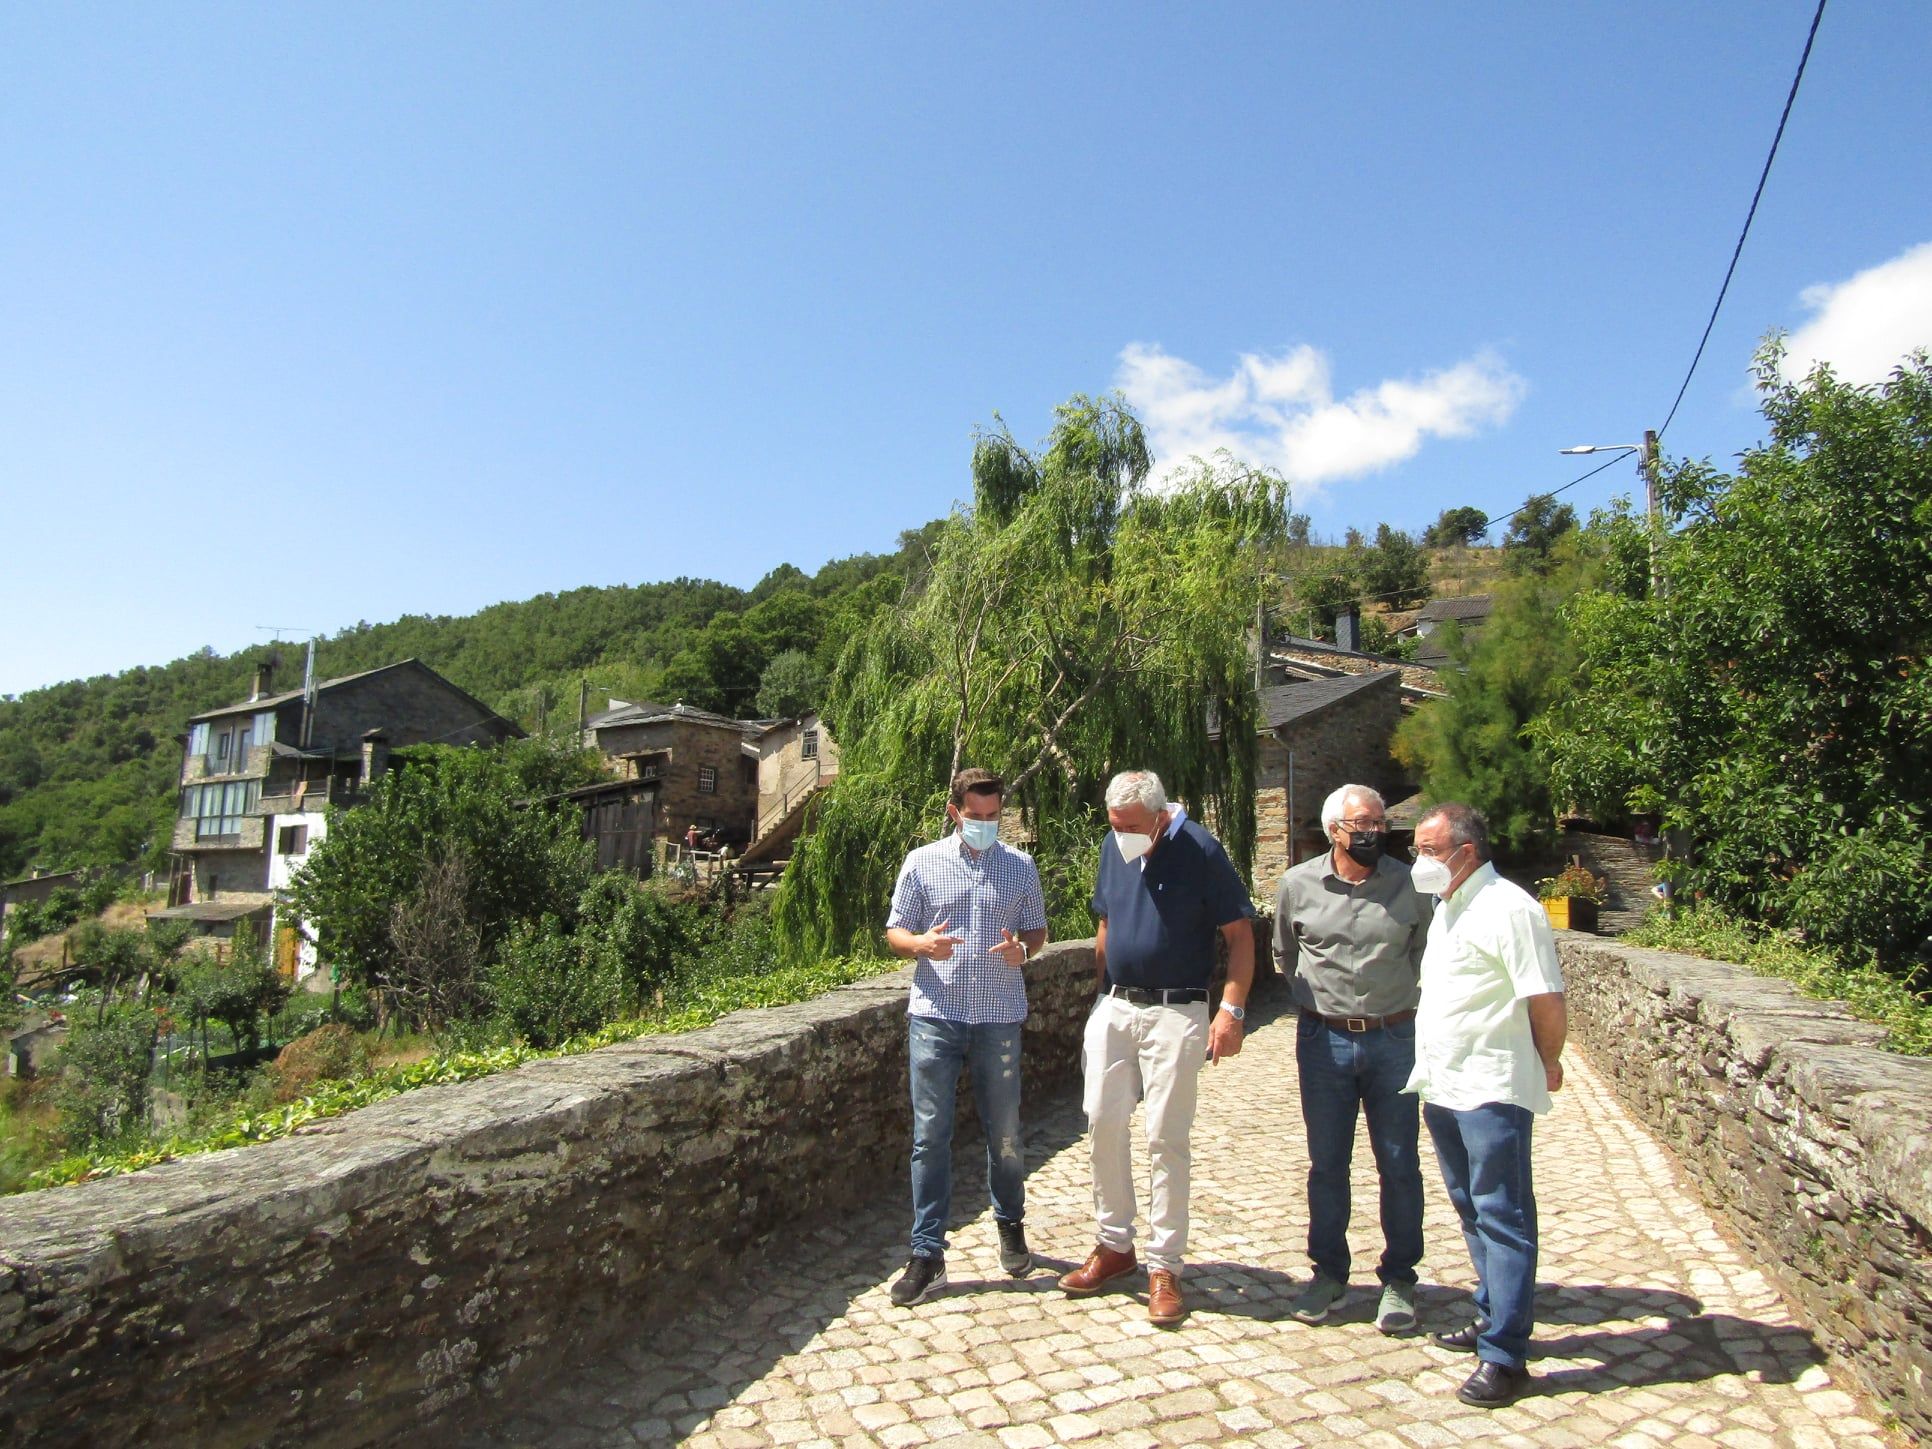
[918,917,963,960]
[1207,1010,1245,1064]
[990,930,1027,967]
[1545,1057,1564,1093]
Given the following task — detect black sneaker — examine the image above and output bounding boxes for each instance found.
[997,1220,1033,1277]
[890,1254,947,1306]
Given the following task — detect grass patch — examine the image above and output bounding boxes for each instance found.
[19,953,900,1193]
[1624,902,1932,1057]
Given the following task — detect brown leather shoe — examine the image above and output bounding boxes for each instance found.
[1147,1269,1186,1326]
[1057,1244,1138,1295]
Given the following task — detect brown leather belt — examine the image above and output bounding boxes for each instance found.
[1301,1007,1416,1032]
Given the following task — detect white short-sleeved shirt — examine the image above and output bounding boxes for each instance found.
[886,833,1047,1025]
[1403,862,1565,1113]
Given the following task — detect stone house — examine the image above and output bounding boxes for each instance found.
[1251,670,1410,892]
[1411,594,1493,668]
[0,867,86,943]
[155,658,522,979]
[584,701,761,848]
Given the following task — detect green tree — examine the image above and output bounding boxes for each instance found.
[1361,524,1430,609]
[283,739,600,1021]
[1394,574,1578,852]
[1502,494,1578,571]
[754,649,825,719]
[1288,553,1359,636]
[1424,505,1490,547]
[1534,349,1932,971]
[775,397,1286,960]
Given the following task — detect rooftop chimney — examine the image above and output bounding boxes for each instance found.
[1336,606,1362,653]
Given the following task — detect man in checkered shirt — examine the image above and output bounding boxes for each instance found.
[884,767,1048,1306]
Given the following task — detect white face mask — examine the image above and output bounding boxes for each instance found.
[958,817,999,850]
[1411,852,1454,896]
[1113,831,1155,863]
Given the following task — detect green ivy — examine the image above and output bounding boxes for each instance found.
[1625,903,1932,1057]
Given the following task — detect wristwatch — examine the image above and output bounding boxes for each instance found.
[1219,1001,1246,1021]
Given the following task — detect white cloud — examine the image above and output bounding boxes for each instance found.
[1114,341,1526,496]
[1781,242,1932,386]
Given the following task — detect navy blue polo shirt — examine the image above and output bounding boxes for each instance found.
[1091,818,1254,989]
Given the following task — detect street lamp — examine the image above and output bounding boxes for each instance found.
[1560,428,1661,594]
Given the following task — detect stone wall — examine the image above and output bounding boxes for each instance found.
[0,944,1099,1448]
[1559,936,1932,1439]
[1252,676,1407,892]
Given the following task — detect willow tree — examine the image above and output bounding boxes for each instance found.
[773,393,1288,961]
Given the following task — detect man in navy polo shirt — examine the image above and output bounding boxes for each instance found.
[884,767,1048,1307]
[1058,769,1254,1326]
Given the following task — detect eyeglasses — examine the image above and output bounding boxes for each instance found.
[1338,816,1387,832]
[1413,840,1464,860]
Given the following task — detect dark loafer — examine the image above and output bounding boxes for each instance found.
[1431,1323,1483,1352]
[1456,1361,1530,1408]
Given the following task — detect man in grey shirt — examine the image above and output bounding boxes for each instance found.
[1273,784,1431,1333]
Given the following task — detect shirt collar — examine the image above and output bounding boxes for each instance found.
[1444,859,1498,913]
[1163,804,1186,838]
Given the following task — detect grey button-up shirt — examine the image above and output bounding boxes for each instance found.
[1273,851,1430,1018]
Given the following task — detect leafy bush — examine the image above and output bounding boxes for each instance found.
[488,916,628,1049]
[53,1003,158,1147]
[1626,902,1932,1057]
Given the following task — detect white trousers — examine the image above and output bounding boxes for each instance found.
[1082,993,1209,1275]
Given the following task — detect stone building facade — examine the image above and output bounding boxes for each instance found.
[1251,670,1408,892]
[158,659,522,979]
[585,701,760,847]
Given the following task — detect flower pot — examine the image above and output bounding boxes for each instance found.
[1543,897,1597,933]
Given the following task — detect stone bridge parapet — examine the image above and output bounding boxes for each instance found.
[0,945,1098,1447]
[1559,935,1932,1440]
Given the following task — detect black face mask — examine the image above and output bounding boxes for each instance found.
[1344,830,1386,867]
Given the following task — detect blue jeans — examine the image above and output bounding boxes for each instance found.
[908,1014,1025,1259]
[1424,1101,1538,1370]
[1297,1013,1425,1287]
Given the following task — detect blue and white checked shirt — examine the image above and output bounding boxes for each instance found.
[887,832,1047,1024]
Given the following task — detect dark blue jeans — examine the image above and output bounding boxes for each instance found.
[1424,1100,1538,1370]
[1296,1012,1425,1287]
[908,1014,1025,1259]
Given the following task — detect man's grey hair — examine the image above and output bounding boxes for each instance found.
[1417,801,1492,862]
[1105,770,1167,815]
[1320,783,1386,832]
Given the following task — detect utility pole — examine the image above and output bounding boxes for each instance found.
[579,677,590,747]
[1639,429,1663,598]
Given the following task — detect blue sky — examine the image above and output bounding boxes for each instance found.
[5,2,1929,696]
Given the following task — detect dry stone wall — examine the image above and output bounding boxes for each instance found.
[0,944,1099,1448]
[1559,936,1932,1439]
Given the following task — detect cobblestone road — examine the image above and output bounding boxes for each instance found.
[474,992,1900,1448]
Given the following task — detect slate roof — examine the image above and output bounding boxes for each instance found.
[584,699,751,733]
[1415,595,1493,624]
[188,659,522,738]
[1258,670,1399,731]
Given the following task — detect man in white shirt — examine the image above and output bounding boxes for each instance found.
[1404,803,1566,1409]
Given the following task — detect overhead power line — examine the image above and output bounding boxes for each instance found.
[1658,0,1828,438]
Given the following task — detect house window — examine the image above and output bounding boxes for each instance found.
[187,722,210,758]
[697,765,717,794]
[277,824,309,855]
[183,780,260,838]
[801,729,819,761]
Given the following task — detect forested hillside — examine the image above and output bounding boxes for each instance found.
[2,493,1531,884]
[0,524,944,879]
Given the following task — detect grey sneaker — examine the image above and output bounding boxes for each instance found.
[996,1220,1033,1277]
[1291,1275,1347,1323]
[889,1254,947,1306]
[1375,1280,1418,1334]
